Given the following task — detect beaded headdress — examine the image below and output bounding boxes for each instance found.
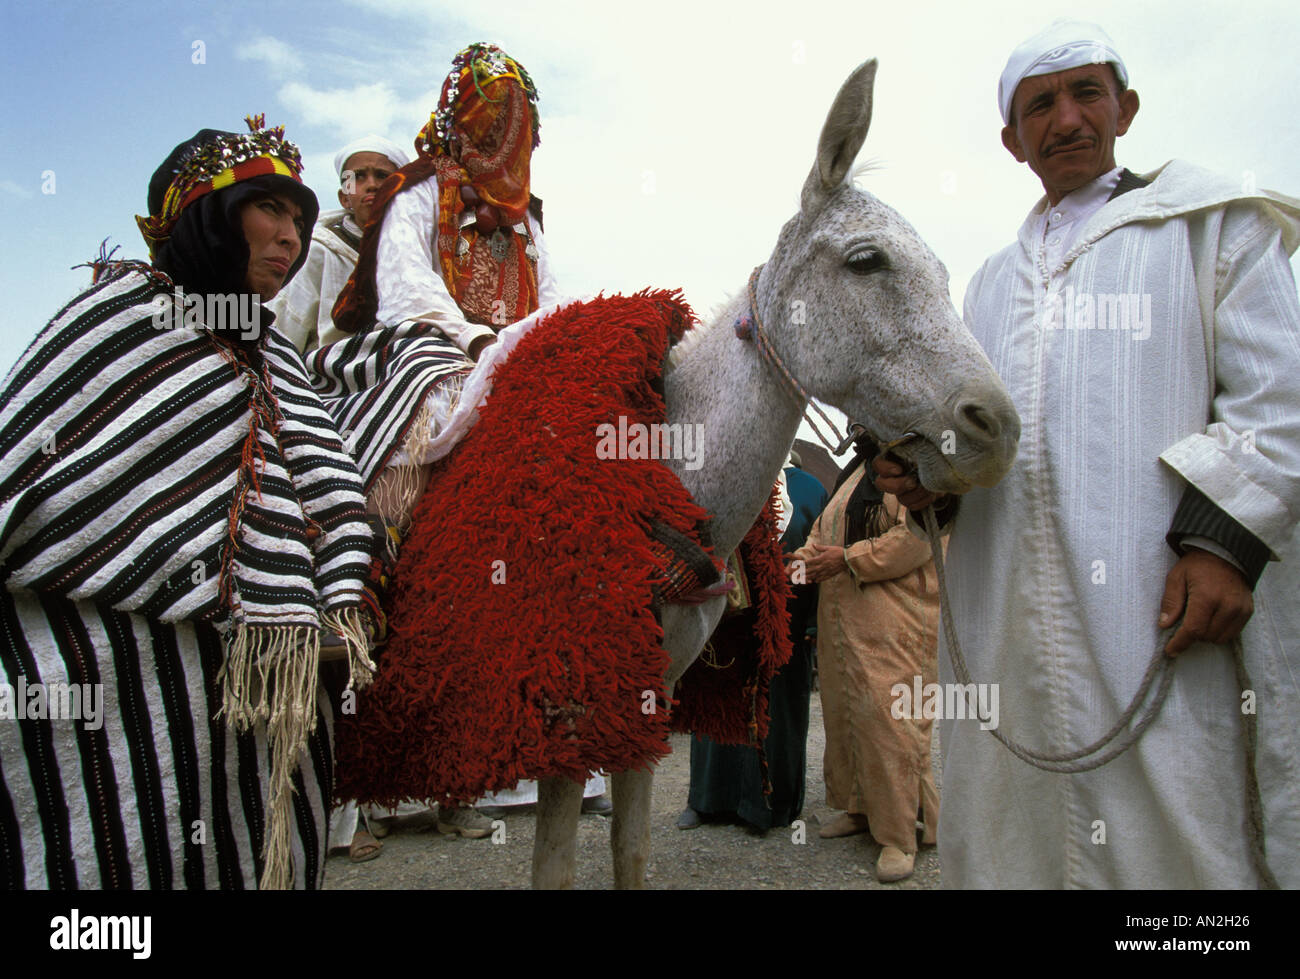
[418,43,540,157]
[137,115,306,258]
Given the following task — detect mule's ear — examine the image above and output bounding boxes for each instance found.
[800,59,876,215]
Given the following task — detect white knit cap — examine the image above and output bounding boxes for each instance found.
[333,135,411,179]
[998,20,1128,125]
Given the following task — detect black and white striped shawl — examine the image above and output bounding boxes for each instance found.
[0,263,372,628]
[306,321,472,490]
[0,263,373,888]
[0,594,336,889]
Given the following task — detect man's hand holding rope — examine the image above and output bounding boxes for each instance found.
[1160,549,1254,656]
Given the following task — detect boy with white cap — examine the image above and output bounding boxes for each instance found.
[268,134,410,352]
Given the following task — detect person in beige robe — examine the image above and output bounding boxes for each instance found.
[790,461,942,882]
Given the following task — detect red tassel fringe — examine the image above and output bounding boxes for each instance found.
[669,494,793,745]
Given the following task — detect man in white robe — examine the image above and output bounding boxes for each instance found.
[878,20,1300,888]
[267,135,409,353]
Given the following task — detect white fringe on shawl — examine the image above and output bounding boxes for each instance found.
[221,610,374,889]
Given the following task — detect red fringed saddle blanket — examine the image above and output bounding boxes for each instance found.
[669,500,792,748]
[335,291,791,807]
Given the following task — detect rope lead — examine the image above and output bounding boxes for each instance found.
[920,505,1276,888]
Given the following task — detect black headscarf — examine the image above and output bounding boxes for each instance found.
[832,433,888,547]
[147,129,319,308]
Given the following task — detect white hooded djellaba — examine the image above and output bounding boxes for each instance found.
[944,158,1300,888]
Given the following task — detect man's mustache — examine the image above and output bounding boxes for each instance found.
[1043,134,1096,156]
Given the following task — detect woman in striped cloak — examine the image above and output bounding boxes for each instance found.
[0,119,375,889]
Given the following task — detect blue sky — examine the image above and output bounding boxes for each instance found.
[3,0,1299,384]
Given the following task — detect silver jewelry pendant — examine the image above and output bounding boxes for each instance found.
[456,235,469,258]
[490,230,510,262]
[525,240,539,262]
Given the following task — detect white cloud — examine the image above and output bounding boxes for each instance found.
[278,81,405,137]
[299,150,343,202]
[342,0,451,14]
[277,80,441,159]
[236,35,306,78]
[0,179,33,200]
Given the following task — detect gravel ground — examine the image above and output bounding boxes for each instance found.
[324,689,942,890]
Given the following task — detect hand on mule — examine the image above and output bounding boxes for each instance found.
[871,454,942,511]
[467,333,497,362]
[1158,548,1254,656]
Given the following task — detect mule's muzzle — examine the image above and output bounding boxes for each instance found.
[954,397,1005,444]
[943,384,1021,488]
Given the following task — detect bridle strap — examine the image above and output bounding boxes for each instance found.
[737,264,920,457]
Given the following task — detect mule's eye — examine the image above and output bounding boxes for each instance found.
[847,248,887,275]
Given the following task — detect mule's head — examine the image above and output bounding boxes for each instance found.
[760,60,1019,494]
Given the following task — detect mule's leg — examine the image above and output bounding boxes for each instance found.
[611,768,655,889]
[532,776,583,889]
[601,601,722,890]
